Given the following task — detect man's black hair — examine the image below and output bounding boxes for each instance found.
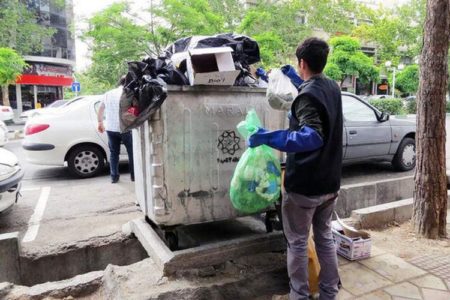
[296,37,330,74]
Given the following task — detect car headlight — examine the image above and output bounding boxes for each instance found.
[0,164,18,181]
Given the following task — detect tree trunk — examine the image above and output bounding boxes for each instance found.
[1,85,11,107]
[413,0,450,239]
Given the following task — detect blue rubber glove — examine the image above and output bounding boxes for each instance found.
[256,67,269,82]
[281,65,303,89]
[248,126,323,153]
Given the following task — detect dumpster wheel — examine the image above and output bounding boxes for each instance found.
[164,231,179,251]
[265,210,282,233]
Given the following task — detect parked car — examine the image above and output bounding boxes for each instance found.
[19,99,74,122]
[0,120,8,147]
[0,148,23,213]
[0,105,14,122]
[405,95,416,102]
[342,92,416,171]
[22,96,128,178]
[368,94,393,100]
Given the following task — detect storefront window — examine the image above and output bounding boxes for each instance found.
[21,85,35,111]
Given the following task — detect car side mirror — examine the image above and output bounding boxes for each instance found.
[379,112,390,122]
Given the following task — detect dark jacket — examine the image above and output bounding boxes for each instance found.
[284,74,343,196]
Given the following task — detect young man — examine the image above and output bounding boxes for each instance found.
[249,37,342,300]
[97,77,134,183]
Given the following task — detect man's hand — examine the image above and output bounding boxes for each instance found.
[97,102,105,133]
[248,127,269,148]
[98,122,105,133]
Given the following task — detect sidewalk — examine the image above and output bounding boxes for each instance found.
[336,211,450,299]
[2,209,449,299]
[337,247,450,299]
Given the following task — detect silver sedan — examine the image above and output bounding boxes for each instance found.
[342,92,416,171]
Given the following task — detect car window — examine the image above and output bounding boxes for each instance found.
[342,95,377,122]
[48,100,66,108]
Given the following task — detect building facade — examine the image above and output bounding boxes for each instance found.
[9,0,75,115]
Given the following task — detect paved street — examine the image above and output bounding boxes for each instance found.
[0,137,139,256]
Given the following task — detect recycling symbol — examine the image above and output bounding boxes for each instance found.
[218,130,241,155]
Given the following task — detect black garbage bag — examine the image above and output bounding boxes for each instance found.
[135,57,189,86]
[120,76,168,132]
[120,58,171,131]
[164,36,193,57]
[196,33,260,66]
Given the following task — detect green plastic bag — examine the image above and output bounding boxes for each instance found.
[230,109,281,213]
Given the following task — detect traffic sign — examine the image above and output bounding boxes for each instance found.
[71,82,81,92]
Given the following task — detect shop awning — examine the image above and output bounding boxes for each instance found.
[16,74,73,86]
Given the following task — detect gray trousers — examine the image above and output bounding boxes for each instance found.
[282,192,340,300]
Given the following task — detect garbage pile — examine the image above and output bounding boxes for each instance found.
[120,33,265,131]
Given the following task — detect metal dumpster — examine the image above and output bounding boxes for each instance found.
[133,85,285,236]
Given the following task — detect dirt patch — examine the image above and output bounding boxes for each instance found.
[367,220,450,260]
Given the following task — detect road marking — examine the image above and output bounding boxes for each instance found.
[21,187,41,192]
[22,186,51,243]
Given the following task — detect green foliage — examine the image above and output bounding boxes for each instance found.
[0,48,27,85]
[64,73,114,98]
[208,0,244,31]
[447,101,450,113]
[153,0,225,45]
[82,2,153,87]
[406,99,416,114]
[369,98,404,115]
[352,0,426,61]
[323,63,343,82]
[0,0,56,55]
[324,36,379,86]
[252,32,284,67]
[395,65,419,94]
[237,1,306,67]
[0,47,27,106]
[238,0,358,68]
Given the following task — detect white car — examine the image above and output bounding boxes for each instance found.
[19,99,75,122]
[0,105,14,122]
[0,120,8,146]
[0,148,23,213]
[22,96,128,178]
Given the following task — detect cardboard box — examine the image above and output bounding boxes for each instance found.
[187,47,241,86]
[332,221,371,261]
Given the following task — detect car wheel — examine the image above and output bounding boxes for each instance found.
[67,145,105,178]
[392,137,416,171]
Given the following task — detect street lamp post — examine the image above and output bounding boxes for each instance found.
[385,61,404,97]
[392,67,396,98]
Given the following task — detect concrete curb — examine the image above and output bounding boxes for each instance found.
[1,270,104,299]
[351,191,450,229]
[129,218,286,276]
[0,232,21,284]
[337,176,414,218]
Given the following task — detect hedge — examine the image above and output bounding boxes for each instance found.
[406,99,450,114]
[406,100,416,114]
[369,98,404,115]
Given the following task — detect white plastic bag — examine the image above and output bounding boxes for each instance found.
[266,69,298,111]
